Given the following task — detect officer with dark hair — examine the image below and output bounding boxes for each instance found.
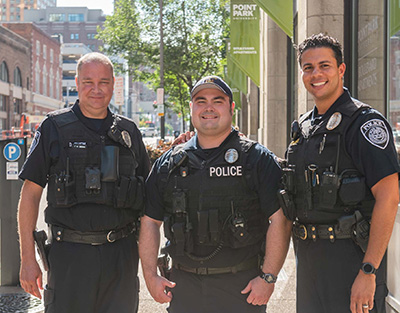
[280,33,400,313]
[18,52,150,313]
[139,76,292,313]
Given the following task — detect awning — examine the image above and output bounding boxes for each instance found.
[253,0,293,38]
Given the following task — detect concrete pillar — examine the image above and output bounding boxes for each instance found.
[247,78,259,140]
[296,0,345,115]
[240,92,248,135]
[265,16,289,158]
[357,3,385,113]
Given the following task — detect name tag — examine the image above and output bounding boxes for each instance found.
[209,166,242,177]
[69,141,87,149]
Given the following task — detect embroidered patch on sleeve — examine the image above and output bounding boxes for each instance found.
[360,119,389,150]
[27,131,41,158]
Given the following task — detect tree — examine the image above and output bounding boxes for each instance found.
[97,0,230,128]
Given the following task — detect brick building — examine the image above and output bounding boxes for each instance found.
[24,7,105,52]
[0,25,30,131]
[2,22,62,115]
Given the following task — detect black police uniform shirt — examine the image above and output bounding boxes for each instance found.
[313,89,400,189]
[19,101,150,231]
[145,130,282,268]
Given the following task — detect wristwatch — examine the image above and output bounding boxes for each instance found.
[361,262,377,275]
[260,272,277,284]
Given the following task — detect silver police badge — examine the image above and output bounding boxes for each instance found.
[121,130,132,148]
[225,148,239,164]
[326,112,342,130]
[360,119,389,150]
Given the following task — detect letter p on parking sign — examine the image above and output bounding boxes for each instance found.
[3,142,21,161]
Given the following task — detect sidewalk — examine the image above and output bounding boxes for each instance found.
[0,242,295,313]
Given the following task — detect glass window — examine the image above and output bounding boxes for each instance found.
[36,40,40,56]
[43,66,47,96]
[0,118,6,131]
[0,61,9,82]
[0,95,6,111]
[68,13,84,22]
[35,61,40,92]
[389,5,400,157]
[43,44,47,59]
[49,13,65,22]
[50,49,54,63]
[13,67,22,87]
[13,98,21,114]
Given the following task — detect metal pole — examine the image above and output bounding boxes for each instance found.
[159,0,165,139]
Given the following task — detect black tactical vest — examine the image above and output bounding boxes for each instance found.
[285,98,375,224]
[46,108,144,212]
[161,132,269,261]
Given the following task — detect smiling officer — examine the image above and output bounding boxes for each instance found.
[17,52,150,313]
[280,34,400,313]
[139,76,292,313]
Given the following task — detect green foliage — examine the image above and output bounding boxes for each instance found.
[97,0,230,122]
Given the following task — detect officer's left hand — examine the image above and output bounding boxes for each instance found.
[241,276,274,306]
[350,271,376,313]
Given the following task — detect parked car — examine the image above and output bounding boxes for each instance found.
[140,127,157,137]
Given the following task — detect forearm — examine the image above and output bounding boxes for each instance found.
[18,180,43,261]
[139,215,163,280]
[262,209,292,275]
[363,173,399,268]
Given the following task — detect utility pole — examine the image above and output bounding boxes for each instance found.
[159,0,165,139]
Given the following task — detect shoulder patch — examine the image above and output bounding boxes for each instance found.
[360,119,389,150]
[27,131,41,158]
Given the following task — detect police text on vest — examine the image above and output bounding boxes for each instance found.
[209,166,242,177]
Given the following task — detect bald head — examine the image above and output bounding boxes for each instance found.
[76,52,114,80]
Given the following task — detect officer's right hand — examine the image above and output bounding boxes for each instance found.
[146,274,176,304]
[20,258,43,299]
[171,131,195,146]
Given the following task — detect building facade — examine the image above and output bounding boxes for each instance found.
[24,6,105,52]
[0,25,29,132]
[0,0,55,22]
[1,22,62,116]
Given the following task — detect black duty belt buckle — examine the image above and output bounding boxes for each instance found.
[299,224,307,240]
[107,230,116,243]
[196,267,208,275]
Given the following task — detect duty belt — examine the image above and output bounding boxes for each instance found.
[173,255,259,275]
[50,223,136,245]
[293,221,353,243]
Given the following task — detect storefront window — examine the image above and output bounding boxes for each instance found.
[389,1,400,158]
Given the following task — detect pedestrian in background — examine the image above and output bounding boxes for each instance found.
[139,75,292,313]
[17,52,150,313]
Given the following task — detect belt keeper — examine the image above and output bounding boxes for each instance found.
[328,226,335,243]
[310,225,317,242]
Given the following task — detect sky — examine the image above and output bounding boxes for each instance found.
[56,0,114,16]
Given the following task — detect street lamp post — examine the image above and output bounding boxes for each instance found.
[159,0,165,139]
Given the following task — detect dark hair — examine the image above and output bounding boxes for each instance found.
[296,33,343,67]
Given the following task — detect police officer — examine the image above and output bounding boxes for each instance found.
[18,52,150,313]
[280,34,400,313]
[139,76,292,313]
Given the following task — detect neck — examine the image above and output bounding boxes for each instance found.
[197,128,232,149]
[79,106,108,119]
[314,88,344,115]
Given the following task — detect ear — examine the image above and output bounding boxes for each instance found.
[75,76,79,91]
[338,62,346,79]
[231,101,235,115]
[189,101,193,115]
